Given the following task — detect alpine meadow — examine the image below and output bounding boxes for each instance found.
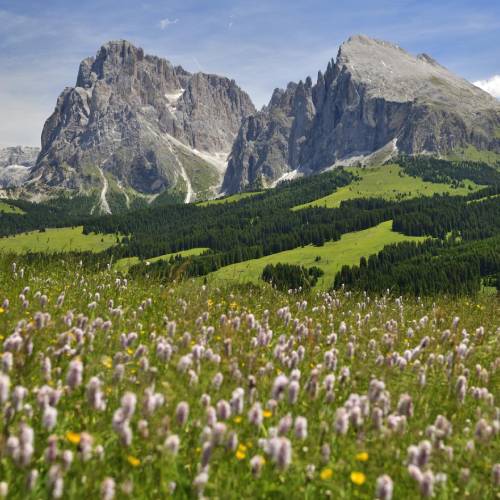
[0,3,499,499]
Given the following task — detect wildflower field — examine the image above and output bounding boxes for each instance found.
[0,256,499,499]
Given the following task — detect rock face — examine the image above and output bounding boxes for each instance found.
[0,146,40,188]
[223,35,500,193]
[29,40,255,207]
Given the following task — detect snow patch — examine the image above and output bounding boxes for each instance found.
[270,168,302,187]
[91,165,111,215]
[164,132,228,173]
[165,89,184,102]
[165,89,184,113]
[116,180,130,209]
[162,133,194,203]
[178,165,194,203]
[327,138,399,169]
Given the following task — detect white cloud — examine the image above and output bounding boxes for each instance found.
[474,75,500,99]
[159,18,179,30]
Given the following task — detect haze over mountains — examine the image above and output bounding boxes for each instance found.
[2,35,500,209]
[0,146,39,189]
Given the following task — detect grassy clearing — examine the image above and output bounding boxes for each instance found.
[467,193,500,205]
[0,226,118,254]
[447,145,500,165]
[114,247,210,273]
[293,165,480,210]
[0,201,25,214]
[197,191,263,207]
[0,255,498,499]
[207,221,425,289]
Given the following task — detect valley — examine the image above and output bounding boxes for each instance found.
[207,221,425,288]
[1,157,498,296]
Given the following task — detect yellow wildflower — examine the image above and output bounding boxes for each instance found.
[233,416,242,424]
[320,468,333,480]
[350,471,366,485]
[229,302,238,310]
[66,432,81,445]
[0,307,4,314]
[236,450,246,460]
[101,356,112,369]
[238,443,247,452]
[263,410,272,418]
[127,455,141,467]
[207,299,214,308]
[356,452,369,462]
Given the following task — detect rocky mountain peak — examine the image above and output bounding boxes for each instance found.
[222,34,500,193]
[27,40,255,208]
[335,34,499,109]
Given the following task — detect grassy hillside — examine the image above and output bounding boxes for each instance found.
[114,247,210,273]
[0,255,497,499]
[293,164,480,210]
[176,148,221,201]
[0,226,118,253]
[447,145,500,165]
[0,201,25,214]
[197,191,263,206]
[208,221,425,288]
[467,193,500,204]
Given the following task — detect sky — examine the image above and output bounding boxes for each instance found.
[1,0,500,148]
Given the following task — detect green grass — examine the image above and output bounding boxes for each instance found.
[293,165,480,210]
[114,247,210,273]
[207,221,425,289]
[0,226,118,254]
[447,145,500,165]
[176,148,220,200]
[467,193,500,205]
[0,201,25,214]
[480,285,498,296]
[0,254,497,499]
[197,191,263,207]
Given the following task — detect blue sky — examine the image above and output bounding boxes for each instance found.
[1,0,499,147]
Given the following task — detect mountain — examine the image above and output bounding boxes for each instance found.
[25,40,255,210]
[0,146,40,190]
[222,35,500,193]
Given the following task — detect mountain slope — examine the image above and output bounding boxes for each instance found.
[26,40,255,208]
[0,146,40,190]
[223,35,500,193]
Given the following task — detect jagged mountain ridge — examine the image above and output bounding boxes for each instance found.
[26,40,255,209]
[222,35,500,193]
